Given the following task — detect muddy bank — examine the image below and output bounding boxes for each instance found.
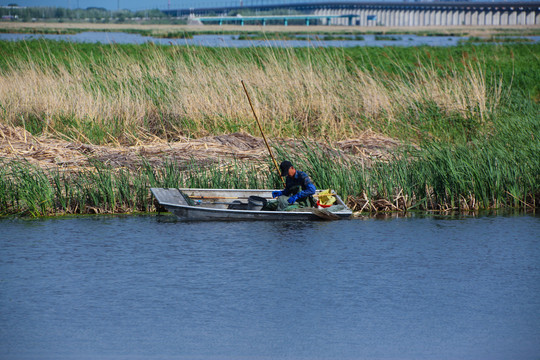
[0,125,405,171]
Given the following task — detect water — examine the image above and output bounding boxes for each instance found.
[1,214,539,360]
[1,31,539,47]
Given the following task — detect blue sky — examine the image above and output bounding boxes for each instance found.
[3,0,329,11]
[0,0,500,11]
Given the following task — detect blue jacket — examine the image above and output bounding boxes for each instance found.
[282,170,316,199]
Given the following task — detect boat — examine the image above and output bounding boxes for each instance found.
[150,188,353,221]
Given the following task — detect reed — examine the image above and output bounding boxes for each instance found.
[0,40,511,145]
[0,158,278,216]
[0,41,538,215]
[270,101,539,213]
[2,112,537,216]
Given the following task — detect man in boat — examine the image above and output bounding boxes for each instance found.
[270,160,317,209]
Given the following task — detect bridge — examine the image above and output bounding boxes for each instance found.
[163,2,540,26]
[195,14,359,26]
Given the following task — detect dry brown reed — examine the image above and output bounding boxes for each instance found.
[0,44,502,143]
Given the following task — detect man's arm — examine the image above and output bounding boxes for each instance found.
[294,172,316,199]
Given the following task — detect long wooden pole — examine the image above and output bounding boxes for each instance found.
[241,80,285,186]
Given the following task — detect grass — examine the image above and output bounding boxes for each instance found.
[0,40,522,145]
[0,40,538,215]
[0,26,194,38]
[0,158,278,216]
[2,112,538,216]
[4,22,540,37]
[459,36,535,45]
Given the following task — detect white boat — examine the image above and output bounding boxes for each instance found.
[150,188,352,221]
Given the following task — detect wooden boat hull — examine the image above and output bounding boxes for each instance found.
[151,188,352,221]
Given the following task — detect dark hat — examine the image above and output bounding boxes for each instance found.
[280,161,293,176]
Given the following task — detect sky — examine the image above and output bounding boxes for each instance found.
[1,0,416,12]
[2,0,335,11]
[0,0,519,11]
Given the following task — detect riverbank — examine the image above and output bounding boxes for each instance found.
[2,21,540,38]
[0,40,538,216]
[2,112,538,216]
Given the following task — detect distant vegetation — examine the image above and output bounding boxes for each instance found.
[0,5,185,24]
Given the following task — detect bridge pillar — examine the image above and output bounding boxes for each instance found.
[440,9,446,26]
[441,9,449,26]
[536,10,540,25]
[501,11,508,25]
[414,9,422,26]
[241,19,244,26]
[509,10,517,25]
[527,10,536,25]
[518,10,526,25]
[306,18,310,26]
[403,9,409,26]
[493,11,500,25]
[448,9,454,25]
[478,10,485,25]
[284,19,288,26]
[404,10,409,27]
[464,10,471,25]
[262,18,266,26]
[485,11,492,25]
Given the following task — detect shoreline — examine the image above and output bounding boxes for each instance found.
[2,21,539,36]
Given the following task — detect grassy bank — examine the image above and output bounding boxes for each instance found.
[3,22,540,36]
[0,40,538,215]
[2,113,538,216]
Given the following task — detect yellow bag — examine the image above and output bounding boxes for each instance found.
[317,189,336,208]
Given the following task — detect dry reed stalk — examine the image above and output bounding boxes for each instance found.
[0,45,501,143]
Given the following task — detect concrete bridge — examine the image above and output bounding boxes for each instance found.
[195,14,359,26]
[163,2,540,27]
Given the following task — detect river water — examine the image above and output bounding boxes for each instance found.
[1,31,539,47]
[1,213,539,360]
